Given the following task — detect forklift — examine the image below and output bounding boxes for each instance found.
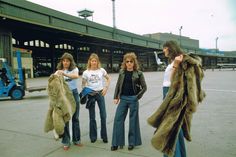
[0,50,46,100]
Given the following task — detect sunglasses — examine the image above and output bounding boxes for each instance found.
[126,60,134,63]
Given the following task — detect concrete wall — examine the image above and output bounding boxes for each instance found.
[12,48,33,78]
[143,32,199,49]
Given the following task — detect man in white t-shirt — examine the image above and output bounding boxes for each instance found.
[82,53,111,143]
[55,52,83,151]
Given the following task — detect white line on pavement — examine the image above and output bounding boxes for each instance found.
[205,89,236,93]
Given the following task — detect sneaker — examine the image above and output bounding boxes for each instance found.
[63,145,69,151]
[91,139,96,143]
[128,145,134,150]
[103,139,108,143]
[111,146,118,151]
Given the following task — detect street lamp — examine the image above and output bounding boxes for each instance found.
[179,26,183,47]
[215,37,219,53]
[111,0,116,28]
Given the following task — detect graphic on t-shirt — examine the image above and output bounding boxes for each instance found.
[89,74,100,83]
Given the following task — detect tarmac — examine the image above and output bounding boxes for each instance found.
[0,69,236,157]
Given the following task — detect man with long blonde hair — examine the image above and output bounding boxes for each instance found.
[82,53,111,143]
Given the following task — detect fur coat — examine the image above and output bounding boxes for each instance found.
[44,74,76,135]
[147,54,206,156]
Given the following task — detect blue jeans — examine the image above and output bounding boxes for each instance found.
[62,89,81,146]
[112,95,141,147]
[87,92,107,141]
[163,87,186,157]
[163,86,169,99]
[163,129,186,157]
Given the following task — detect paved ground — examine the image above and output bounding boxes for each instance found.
[0,70,236,157]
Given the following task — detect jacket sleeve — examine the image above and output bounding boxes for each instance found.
[113,73,122,99]
[137,72,147,99]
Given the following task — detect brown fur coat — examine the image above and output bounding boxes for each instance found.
[147,54,206,156]
[44,74,76,135]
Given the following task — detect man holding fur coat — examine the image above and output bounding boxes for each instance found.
[147,41,205,157]
[45,52,83,151]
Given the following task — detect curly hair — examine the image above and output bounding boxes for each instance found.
[163,40,184,62]
[86,53,101,70]
[121,52,139,71]
[56,52,76,71]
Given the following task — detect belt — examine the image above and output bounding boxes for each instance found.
[65,79,72,82]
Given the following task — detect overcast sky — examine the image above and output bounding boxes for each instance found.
[27,0,236,51]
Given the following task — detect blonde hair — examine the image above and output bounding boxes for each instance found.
[86,53,101,70]
[121,52,139,71]
[57,52,76,71]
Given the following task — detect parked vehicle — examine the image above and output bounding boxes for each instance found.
[0,51,46,100]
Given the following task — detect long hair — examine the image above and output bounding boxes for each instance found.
[86,53,101,70]
[121,52,139,71]
[56,52,76,71]
[163,40,184,63]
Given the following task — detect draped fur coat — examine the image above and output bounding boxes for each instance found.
[44,74,76,135]
[147,54,206,156]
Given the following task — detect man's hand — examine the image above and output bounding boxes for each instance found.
[101,87,108,96]
[56,70,64,75]
[113,99,120,105]
[173,54,183,68]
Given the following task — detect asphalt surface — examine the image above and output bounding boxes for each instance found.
[0,69,236,157]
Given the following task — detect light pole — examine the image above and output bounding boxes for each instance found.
[111,0,116,28]
[215,37,219,53]
[179,26,183,47]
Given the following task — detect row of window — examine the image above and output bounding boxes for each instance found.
[12,39,74,49]
[12,39,124,53]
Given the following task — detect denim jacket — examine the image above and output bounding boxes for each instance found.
[114,69,147,100]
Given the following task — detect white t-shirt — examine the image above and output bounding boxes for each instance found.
[82,68,107,91]
[163,62,174,87]
[63,67,79,90]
